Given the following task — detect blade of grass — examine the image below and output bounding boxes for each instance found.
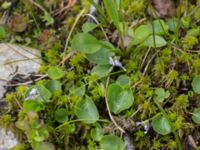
[103,0,120,30]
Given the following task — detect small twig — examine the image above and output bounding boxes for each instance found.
[6,44,41,64]
[142,50,159,76]
[14,97,22,109]
[0,78,8,82]
[53,0,76,16]
[172,45,200,54]
[140,47,151,69]
[104,76,125,133]
[6,74,47,87]
[4,58,41,65]
[130,18,146,28]
[59,51,76,67]
[132,50,159,88]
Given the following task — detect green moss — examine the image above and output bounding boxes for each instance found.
[1,0,200,149]
[182,35,198,50]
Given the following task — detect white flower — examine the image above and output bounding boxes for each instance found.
[25,88,39,100]
[136,120,151,134]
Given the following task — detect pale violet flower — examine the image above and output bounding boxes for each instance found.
[25,87,39,100]
[109,57,126,71]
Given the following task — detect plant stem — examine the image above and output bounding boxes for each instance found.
[63,9,86,54]
[154,100,182,150]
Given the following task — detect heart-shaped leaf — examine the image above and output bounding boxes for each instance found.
[148,20,168,35]
[154,88,170,103]
[46,80,62,95]
[91,64,112,78]
[108,84,134,114]
[192,77,200,94]
[86,48,113,65]
[91,127,103,141]
[36,85,52,101]
[152,114,171,135]
[75,96,99,124]
[100,135,125,150]
[116,75,131,87]
[141,35,167,48]
[166,18,178,32]
[192,108,200,124]
[47,66,65,80]
[23,100,44,113]
[71,33,101,54]
[54,108,68,123]
[31,128,49,142]
[73,82,86,97]
[132,25,151,45]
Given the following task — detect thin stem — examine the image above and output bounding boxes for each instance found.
[28,0,46,12]
[84,14,109,41]
[104,76,125,133]
[56,119,109,130]
[63,9,86,54]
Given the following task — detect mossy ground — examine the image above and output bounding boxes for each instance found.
[0,0,200,149]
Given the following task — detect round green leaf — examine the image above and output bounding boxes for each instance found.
[108,84,134,114]
[15,119,29,131]
[91,127,103,141]
[73,82,85,97]
[54,108,68,123]
[36,85,52,101]
[91,64,112,78]
[154,88,170,103]
[141,35,167,48]
[75,96,99,124]
[71,33,101,54]
[100,135,125,150]
[86,48,112,65]
[47,66,65,80]
[23,100,44,112]
[32,128,49,142]
[192,108,200,124]
[192,77,200,94]
[152,114,171,135]
[116,75,131,86]
[166,18,178,32]
[148,20,168,35]
[46,80,62,95]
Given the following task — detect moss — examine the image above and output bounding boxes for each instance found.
[1,0,200,149]
[182,35,198,50]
